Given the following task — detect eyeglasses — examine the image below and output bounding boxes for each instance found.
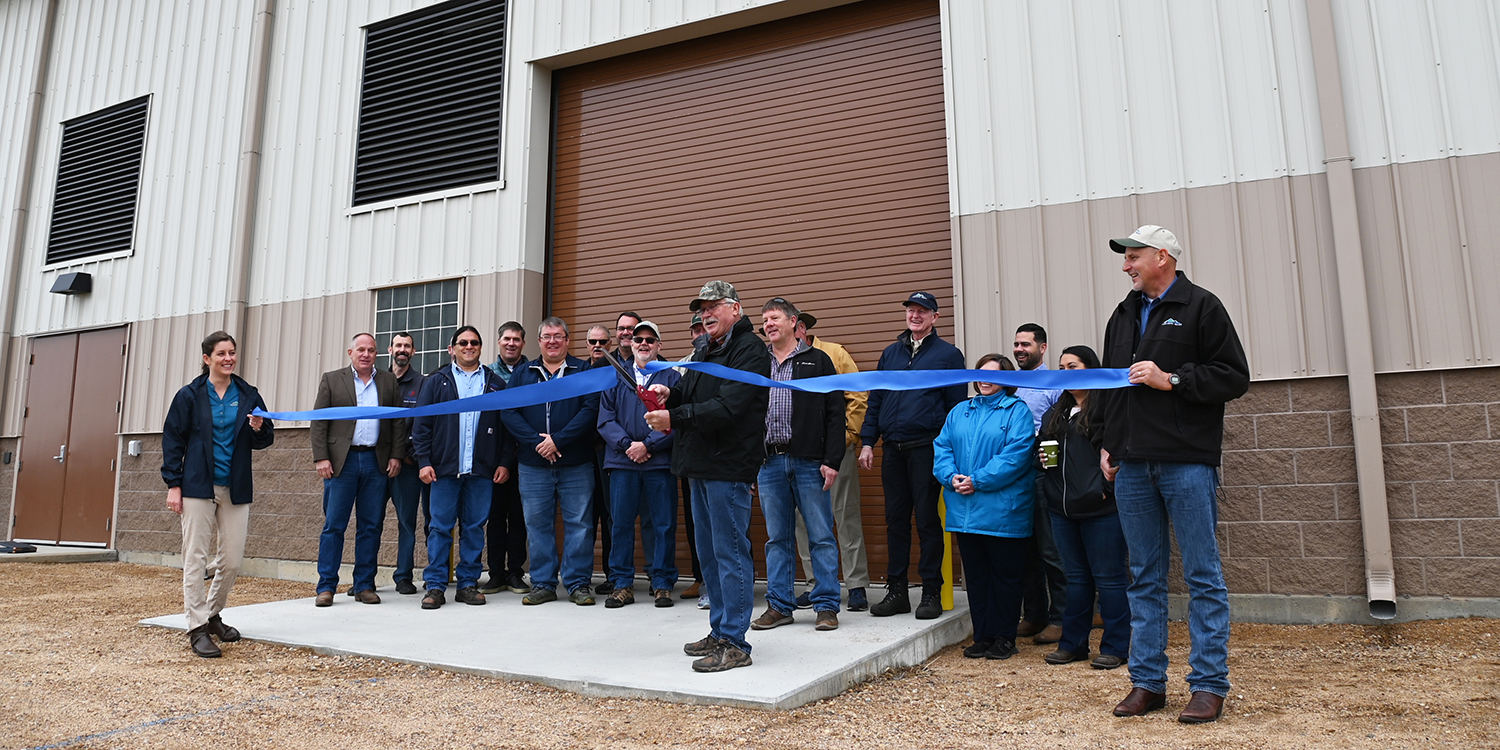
[616,326,634,332]
[454,339,481,348]
[587,338,610,346]
[539,334,567,342]
[698,300,734,313]
[633,336,658,344]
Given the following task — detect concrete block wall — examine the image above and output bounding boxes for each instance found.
[116,430,419,568]
[1216,368,1499,598]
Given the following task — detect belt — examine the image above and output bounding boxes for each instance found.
[765,443,792,455]
[887,437,934,451]
[348,445,377,452]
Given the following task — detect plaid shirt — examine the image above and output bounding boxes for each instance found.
[764,340,808,445]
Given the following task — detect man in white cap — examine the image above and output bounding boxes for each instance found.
[1098,225,1249,724]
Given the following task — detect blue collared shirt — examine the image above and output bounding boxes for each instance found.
[1014,362,1062,433]
[451,363,487,474]
[350,367,380,447]
[208,380,240,486]
[1140,277,1179,338]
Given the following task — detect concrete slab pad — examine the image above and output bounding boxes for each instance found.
[143,583,971,709]
[0,544,116,564]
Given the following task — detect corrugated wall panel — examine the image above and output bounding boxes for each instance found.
[11,0,257,336]
[239,291,375,422]
[946,0,1325,216]
[0,0,48,317]
[121,311,230,434]
[526,0,796,58]
[1456,152,1500,367]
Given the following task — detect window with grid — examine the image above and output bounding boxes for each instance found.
[352,0,506,206]
[374,279,461,375]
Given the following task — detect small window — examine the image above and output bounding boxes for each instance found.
[46,96,151,265]
[352,0,506,206]
[375,279,462,375]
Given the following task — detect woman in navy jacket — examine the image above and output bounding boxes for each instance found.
[161,331,274,658]
[932,354,1036,661]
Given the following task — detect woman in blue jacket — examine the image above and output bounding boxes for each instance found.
[161,331,274,658]
[1037,345,1129,670]
[932,353,1036,660]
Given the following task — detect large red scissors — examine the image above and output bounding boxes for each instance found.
[600,349,670,434]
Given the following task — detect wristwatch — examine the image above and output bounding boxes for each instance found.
[1168,373,1181,389]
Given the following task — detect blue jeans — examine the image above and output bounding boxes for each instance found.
[518,463,594,593]
[317,450,388,594]
[608,468,679,591]
[758,455,841,613]
[1049,511,1131,658]
[691,478,755,654]
[388,464,423,584]
[1115,461,1230,697]
[423,473,491,591]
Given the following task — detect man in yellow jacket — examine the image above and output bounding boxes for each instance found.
[792,311,871,612]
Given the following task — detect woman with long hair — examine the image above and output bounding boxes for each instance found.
[1036,345,1129,669]
[161,331,274,657]
[932,353,1036,660]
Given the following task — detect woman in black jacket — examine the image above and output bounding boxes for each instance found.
[1035,346,1128,670]
[161,331,274,658]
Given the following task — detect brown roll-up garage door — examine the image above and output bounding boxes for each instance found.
[549,0,952,579]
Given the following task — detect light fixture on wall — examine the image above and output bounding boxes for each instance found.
[49,272,92,295]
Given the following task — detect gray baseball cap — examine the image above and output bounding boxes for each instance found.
[689,280,740,311]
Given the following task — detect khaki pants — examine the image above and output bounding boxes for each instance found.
[181,485,249,630]
[794,442,870,590]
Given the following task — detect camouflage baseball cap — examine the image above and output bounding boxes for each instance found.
[689,280,740,311]
[688,312,704,328]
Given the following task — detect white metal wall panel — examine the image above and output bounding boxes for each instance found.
[945,0,1326,217]
[1331,0,1500,169]
[120,310,230,434]
[526,0,793,58]
[11,0,257,335]
[0,0,48,314]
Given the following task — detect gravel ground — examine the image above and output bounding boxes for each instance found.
[2,562,1496,749]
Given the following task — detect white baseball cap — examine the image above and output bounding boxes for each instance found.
[1109,225,1183,260]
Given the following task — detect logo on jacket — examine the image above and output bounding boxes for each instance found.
[1162,318,1183,326]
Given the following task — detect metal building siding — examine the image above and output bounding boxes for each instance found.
[9,0,257,337]
[945,0,1325,217]
[524,0,796,58]
[119,310,229,435]
[0,0,47,289]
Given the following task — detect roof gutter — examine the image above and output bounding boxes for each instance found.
[0,0,60,441]
[1305,0,1396,619]
[225,0,278,339]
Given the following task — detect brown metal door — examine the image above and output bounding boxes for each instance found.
[12,327,126,545]
[57,327,127,544]
[549,0,951,578]
[12,334,80,542]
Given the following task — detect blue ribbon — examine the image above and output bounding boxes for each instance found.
[253,362,1134,422]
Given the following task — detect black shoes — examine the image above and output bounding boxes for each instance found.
[421,589,445,610]
[507,572,529,594]
[594,580,616,595]
[914,592,942,620]
[985,640,1019,660]
[455,587,486,605]
[188,625,221,658]
[206,614,240,642]
[394,579,418,596]
[963,639,994,659]
[870,585,911,617]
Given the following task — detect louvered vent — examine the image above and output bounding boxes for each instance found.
[46,96,150,265]
[352,0,506,207]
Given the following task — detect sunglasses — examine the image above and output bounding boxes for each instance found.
[587,338,610,346]
[454,339,481,348]
[633,336,658,344]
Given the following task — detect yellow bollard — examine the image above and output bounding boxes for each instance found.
[939,489,953,610]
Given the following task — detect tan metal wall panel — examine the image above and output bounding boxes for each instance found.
[1390,159,1481,370]
[1455,152,1500,367]
[550,0,950,576]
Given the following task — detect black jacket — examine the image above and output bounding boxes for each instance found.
[666,315,771,483]
[161,374,275,504]
[861,330,967,447]
[501,355,599,468]
[1037,401,1114,519]
[1098,272,1250,466]
[412,365,513,478]
[772,344,846,471]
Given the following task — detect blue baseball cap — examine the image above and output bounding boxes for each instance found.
[903,292,938,311]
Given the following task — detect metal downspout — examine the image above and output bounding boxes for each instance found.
[0,0,60,447]
[1305,0,1396,619]
[225,0,277,339]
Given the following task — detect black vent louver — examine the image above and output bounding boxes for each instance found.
[46,96,150,265]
